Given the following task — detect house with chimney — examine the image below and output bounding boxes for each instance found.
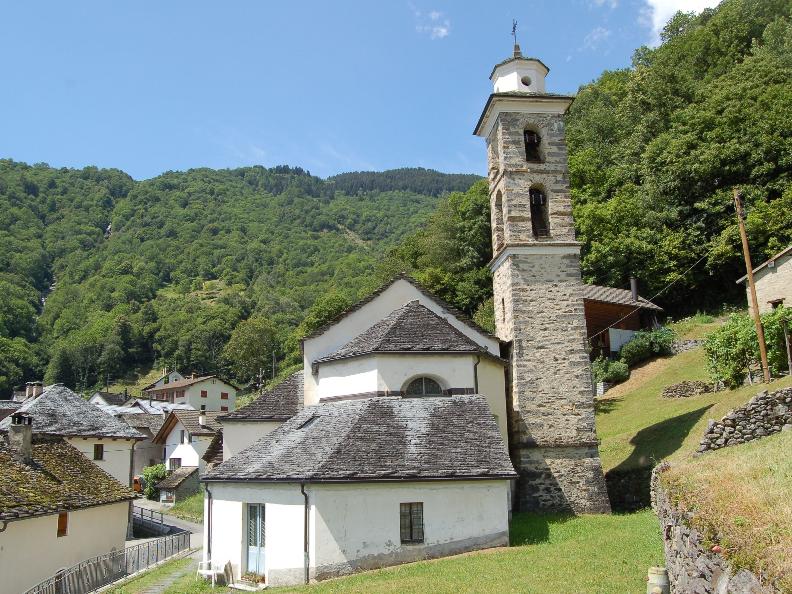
[152,410,222,503]
[0,413,135,594]
[143,375,239,413]
[0,385,145,486]
[89,390,134,407]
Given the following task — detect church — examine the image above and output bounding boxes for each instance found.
[201,44,610,587]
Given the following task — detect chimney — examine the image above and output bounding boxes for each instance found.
[630,276,639,302]
[25,381,44,399]
[9,413,33,465]
[198,412,206,427]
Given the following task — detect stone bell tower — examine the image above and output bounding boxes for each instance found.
[474,44,610,513]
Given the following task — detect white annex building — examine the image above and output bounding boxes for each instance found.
[201,46,610,587]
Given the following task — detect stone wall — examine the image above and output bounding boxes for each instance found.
[697,388,792,454]
[605,467,652,511]
[651,464,775,593]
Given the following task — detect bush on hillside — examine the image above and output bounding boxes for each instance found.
[142,464,166,500]
[592,357,630,385]
[619,327,676,367]
[705,307,792,388]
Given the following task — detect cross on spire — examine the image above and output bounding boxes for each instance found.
[511,19,522,57]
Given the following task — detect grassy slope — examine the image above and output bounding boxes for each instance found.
[596,318,792,473]
[279,512,662,594]
[663,430,792,591]
[170,490,204,523]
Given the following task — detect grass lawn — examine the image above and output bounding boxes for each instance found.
[663,430,792,591]
[108,556,230,594]
[278,511,662,593]
[596,339,792,473]
[170,490,204,523]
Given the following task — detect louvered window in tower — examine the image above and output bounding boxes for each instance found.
[524,131,542,162]
[530,189,549,238]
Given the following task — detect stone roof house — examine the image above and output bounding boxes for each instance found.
[0,385,144,486]
[89,390,133,407]
[736,245,792,314]
[143,374,239,413]
[0,416,134,593]
[119,412,166,477]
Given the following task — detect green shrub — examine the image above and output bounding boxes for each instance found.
[142,464,166,500]
[592,357,630,385]
[705,307,792,388]
[619,327,675,367]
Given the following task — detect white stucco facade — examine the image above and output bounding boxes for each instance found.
[491,57,548,93]
[66,437,135,486]
[205,479,510,587]
[0,502,129,594]
[147,377,237,413]
[221,420,283,459]
[303,278,500,406]
[162,419,214,471]
[132,437,163,477]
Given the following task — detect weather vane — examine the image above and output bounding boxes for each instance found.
[512,19,518,45]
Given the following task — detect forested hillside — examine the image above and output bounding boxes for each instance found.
[384,0,792,326]
[0,163,458,395]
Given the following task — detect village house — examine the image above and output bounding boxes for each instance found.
[199,46,611,587]
[152,410,222,503]
[737,245,791,314]
[583,282,663,358]
[89,390,133,407]
[0,414,135,594]
[0,384,145,486]
[143,374,239,412]
[141,369,185,391]
[118,412,165,477]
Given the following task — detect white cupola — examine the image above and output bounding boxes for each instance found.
[490,44,549,94]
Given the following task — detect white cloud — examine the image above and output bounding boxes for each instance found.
[590,0,618,8]
[410,4,451,40]
[583,26,612,50]
[642,0,721,44]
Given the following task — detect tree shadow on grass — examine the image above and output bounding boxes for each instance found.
[612,404,714,473]
[509,513,574,546]
[594,396,622,415]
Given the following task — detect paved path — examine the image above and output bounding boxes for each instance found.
[136,550,202,594]
[133,497,203,549]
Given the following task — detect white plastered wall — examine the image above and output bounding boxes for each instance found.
[132,437,162,476]
[66,437,134,486]
[205,480,510,587]
[303,278,500,406]
[0,502,129,594]
[221,420,283,459]
[163,420,213,470]
[178,379,237,412]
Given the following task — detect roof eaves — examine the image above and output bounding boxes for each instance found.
[735,245,792,284]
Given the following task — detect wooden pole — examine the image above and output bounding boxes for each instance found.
[783,319,792,376]
[734,189,771,383]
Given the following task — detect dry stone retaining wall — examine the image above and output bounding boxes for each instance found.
[651,464,775,594]
[697,388,792,453]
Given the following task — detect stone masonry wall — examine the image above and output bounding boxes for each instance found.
[697,388,792,454]
[496,250,610,513]
[651,464,776,593]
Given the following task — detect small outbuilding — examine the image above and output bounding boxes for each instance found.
[736,245,791,314]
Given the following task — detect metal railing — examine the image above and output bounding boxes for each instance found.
[24,531,190,594]
[132,504,164,525]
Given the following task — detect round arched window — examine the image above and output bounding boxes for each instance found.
[404,377,443,396]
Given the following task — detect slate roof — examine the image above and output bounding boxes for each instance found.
[202,432,224,468]
[157,466,198,490]
[582,284,663,312]
[141,371,183,392]
[203,395,516,483]
[219,372,303,422]
[119,413,165,437]
[0,385,145,440]
[92,391,130,406]
[0,435,135,521]
[152,410,223,444]
[303,273,498,343]
[315,301,491,366]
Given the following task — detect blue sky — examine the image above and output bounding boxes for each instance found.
[0,0,718,180]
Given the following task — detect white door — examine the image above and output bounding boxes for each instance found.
[246,504,265,575]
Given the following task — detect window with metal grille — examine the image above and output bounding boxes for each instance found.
[170,457,182,470]
[400,502,424,543]
[57,512,68,537]
[524,130,542,162]
[404,377,442,396]
[93,443,104,460]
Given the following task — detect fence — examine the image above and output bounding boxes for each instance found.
[24,531,191,594]
[132,505,164,525]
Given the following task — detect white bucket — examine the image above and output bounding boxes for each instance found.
[647,566,670,594]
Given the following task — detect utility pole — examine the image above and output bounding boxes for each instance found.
[734,188,771,383]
